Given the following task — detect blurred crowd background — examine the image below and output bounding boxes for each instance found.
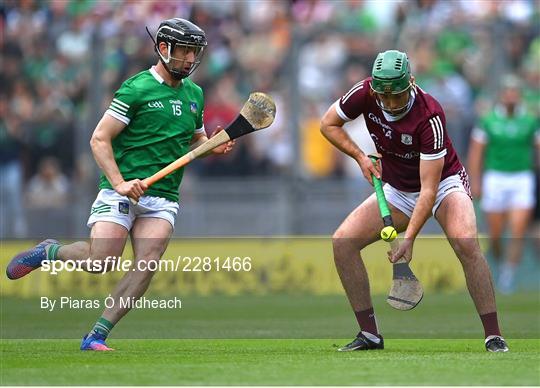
[1,0,539,240]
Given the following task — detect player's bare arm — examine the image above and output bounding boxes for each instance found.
[390,157,443,263]
[467,138,486,198]
[90,114,147,200]
[321,105,381,184]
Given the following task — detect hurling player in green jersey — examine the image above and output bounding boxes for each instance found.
[7,18,234,351]
[468,75,540,294]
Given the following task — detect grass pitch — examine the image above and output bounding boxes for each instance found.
[1,339,539,385]
[1,293,539,385]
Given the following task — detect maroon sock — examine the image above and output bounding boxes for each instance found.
[480,312,501,337]
[354,307,378,335]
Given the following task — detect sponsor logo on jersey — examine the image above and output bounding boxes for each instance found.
[118,202,130,215]
[169,99,182,105]
[401,134,413,145]
[368,113,393,138]
[190,102,198,113]
[148,101,164,109]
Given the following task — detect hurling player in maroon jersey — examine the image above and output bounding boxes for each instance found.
[320,50,508,352]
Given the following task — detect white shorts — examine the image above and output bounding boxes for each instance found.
[383,168,471,218]
[481,170,536,212]
[87,189,180,231]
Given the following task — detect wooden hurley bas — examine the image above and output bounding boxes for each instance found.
[129,92,276,204]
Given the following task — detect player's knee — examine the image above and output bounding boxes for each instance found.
[332,230,364,258]
[451,238,483,264]
[132,254,164,275]
[443,215,478,241]
[332,229,348,250]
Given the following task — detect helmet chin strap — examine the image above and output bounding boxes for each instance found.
[165,64,188,81]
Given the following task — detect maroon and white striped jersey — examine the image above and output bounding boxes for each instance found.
[336,77,463,192]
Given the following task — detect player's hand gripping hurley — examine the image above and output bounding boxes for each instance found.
[369,155,423,311]
[129,92,276,204]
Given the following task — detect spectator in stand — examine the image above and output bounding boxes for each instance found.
[25,156,70,209]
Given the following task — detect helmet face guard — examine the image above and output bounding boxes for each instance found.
[370,50,413,116]
[371,84,413,116]
[158,39,206,80]
[148,18,207,80]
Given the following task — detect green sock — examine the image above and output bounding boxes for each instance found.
[91,317,115,338]
[47,243,61,261]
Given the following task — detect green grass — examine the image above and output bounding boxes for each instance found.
[1,293,539,385]
[1,339,539,385]
[1,293,539,339]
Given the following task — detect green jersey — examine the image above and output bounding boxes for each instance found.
[473,106,539,172]
[99,67,205,202]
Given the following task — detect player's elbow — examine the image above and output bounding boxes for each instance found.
[89,133,100,152]
[320,116,334,137]
[319,120,327,135]
[90,132,107,154]
[320,110,344,137]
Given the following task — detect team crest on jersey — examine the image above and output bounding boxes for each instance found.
[190,102,198,113]
[401,134,413,145]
